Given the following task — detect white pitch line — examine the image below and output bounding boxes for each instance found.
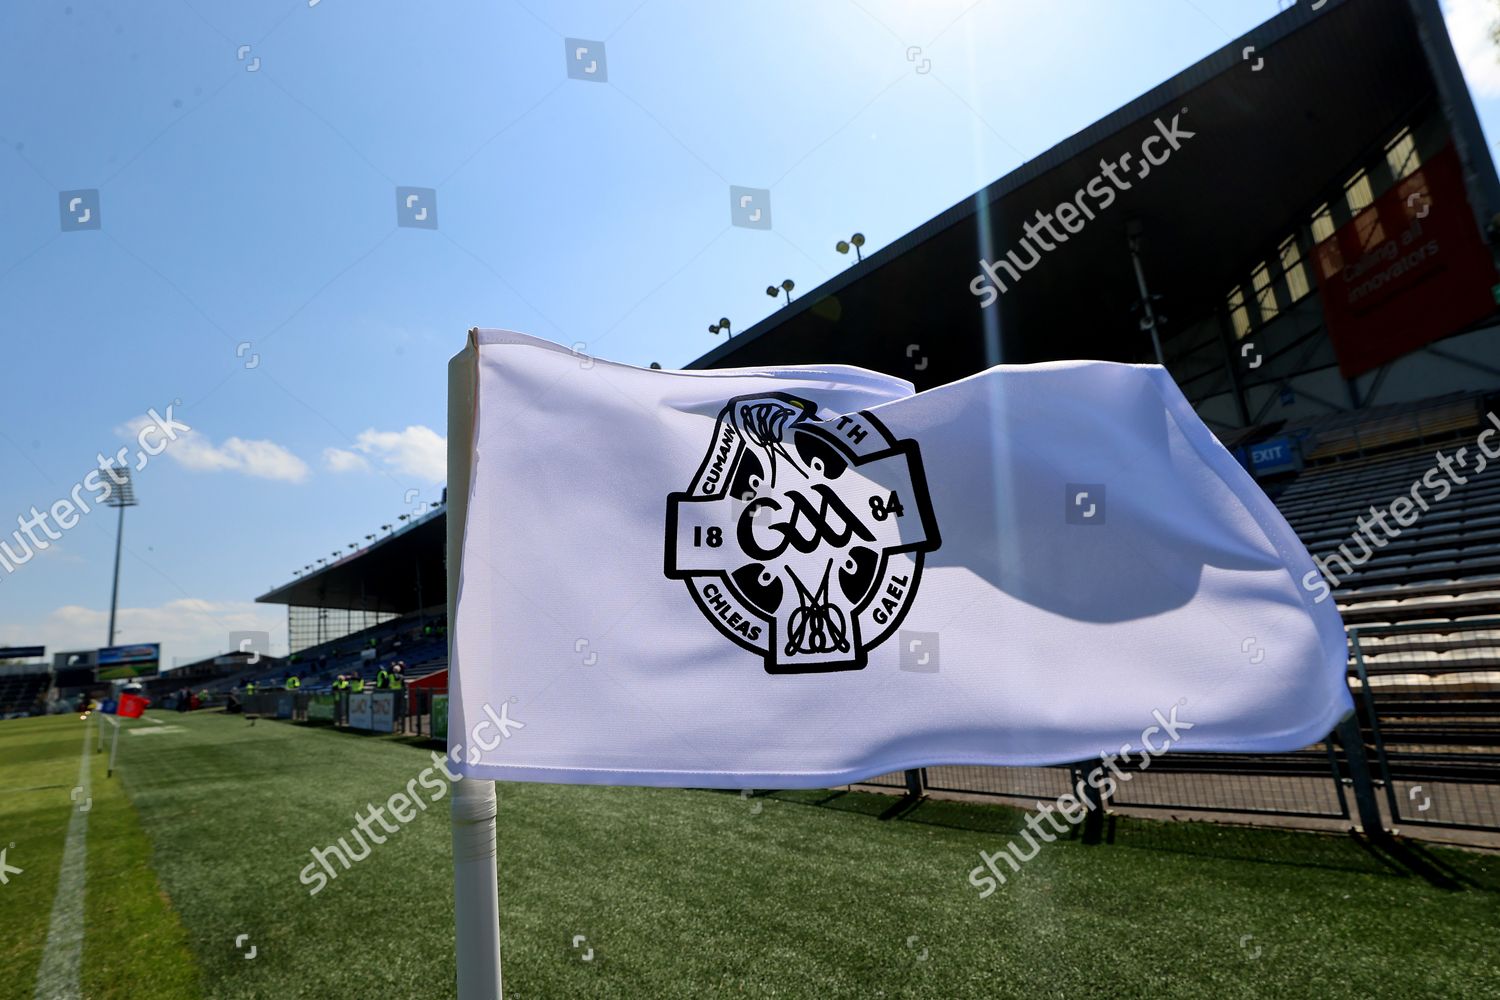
[33,721,92,1000]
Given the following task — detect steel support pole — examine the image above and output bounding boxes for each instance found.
[1335,714,1384,836]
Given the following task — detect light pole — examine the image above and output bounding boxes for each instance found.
[835,232,866,263]
[103,464,137,647]
[765,279,794,307]
[708,317,732,338]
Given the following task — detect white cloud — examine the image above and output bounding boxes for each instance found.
[1445,0,1500,98]
[352,425,446,482]
[0,598,288,669]
[322,447,370,473]
[120,418,310,483]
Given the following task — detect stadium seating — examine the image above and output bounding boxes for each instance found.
[1263,394,1500,783]
[1296,394,1482,463]
[0,668,49,718]
[227,611,448,692]
[1268,396,1500,633]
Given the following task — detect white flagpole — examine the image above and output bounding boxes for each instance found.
[107,714,120,778]
[449,332,503,998]
[452,778,502,997]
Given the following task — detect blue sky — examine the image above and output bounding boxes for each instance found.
[3,0,1499,666]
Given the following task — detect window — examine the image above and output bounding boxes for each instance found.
[1344,170,1375,213]
[1279,237,1311,302]
[1310,203,1343,277]
[1310,203,1336,243]
[1344,169,1385,250]
[1251,262,1279,323]
[1228,286,1252,338]
[1385,128,1420,180]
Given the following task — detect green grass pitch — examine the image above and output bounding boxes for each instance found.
[2,710,1497,999]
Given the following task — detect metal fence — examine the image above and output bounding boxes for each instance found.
[853,620,1500,839]
[1349,619,1500,834]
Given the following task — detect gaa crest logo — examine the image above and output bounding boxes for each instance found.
[665,393,940,673]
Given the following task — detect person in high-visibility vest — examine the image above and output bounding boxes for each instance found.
[351,674,365,693]
[388,662,407,729]
[285,675,300,690]
[333,674,349,692]
[244,681,256,695]
[375,666,392,690]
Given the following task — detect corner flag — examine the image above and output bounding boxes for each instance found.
[448,329,1351,788]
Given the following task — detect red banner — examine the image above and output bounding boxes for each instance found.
[1312,143,1497,378]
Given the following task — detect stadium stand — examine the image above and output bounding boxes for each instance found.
[228,609,447,693]
[1271,395,1500,635]
[0,664,50,718]
[1256,396,1500,835]
[1295,395,1484,463]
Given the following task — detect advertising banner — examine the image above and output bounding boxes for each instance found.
[432,694,449,740]
[348,692,373,729]
[1313,144,1498,378]
[306,694,336,722]
[97,643,161,680]
[370,691,396,733]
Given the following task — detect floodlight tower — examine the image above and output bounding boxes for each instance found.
[103,464,138,647]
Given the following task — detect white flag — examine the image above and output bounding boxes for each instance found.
[448,330,1351,787]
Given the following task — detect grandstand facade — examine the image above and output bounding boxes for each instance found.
[257,499,443,652]
[690,0,1500,435]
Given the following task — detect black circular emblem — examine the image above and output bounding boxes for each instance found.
[665,393,940,673]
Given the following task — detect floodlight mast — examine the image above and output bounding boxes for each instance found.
[102,464,139,647]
